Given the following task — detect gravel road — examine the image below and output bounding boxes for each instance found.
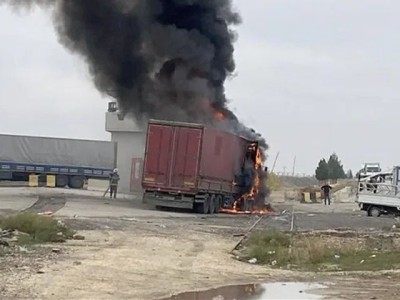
[0,187,399,299]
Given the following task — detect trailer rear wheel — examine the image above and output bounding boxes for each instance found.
[209,194,216,214]
[56,175,68,188]
[368,206,381,217]
[68,176,85,189]
[194,194,210,214]
[215,195,223,213]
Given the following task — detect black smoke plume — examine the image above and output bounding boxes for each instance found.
[2,0,270,202]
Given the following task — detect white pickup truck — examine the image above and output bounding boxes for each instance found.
[356,166,400,217]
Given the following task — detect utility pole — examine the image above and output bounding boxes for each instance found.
[283,166,287,175]
[292,156,296,176]
[271,152,280,173]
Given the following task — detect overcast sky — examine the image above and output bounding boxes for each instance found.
[0,0,399,175]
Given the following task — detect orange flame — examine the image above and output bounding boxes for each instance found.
[214,111,225,121]
[201,98,226,122]
[220,145,273,215]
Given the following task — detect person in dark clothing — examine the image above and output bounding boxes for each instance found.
[109,168,120,199]
[321,183,332,205]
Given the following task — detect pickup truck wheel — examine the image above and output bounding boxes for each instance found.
[368,206,381,217]
[209,194,216,214]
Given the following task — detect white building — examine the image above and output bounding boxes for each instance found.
[105,102,146,194]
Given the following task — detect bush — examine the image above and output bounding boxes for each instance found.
[246,230,292,265]
[267,173,281,191]
[243,231,400,271]
[0,213,74,244]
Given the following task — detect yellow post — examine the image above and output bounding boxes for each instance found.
[46,175,56,188]
[302,192,311,203]
[315,192,322,203]
[29,175,39,187]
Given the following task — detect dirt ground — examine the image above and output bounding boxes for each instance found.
[1,188,400,299]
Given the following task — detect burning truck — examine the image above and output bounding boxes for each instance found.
[3,1,270,212]
[142,119,271,214]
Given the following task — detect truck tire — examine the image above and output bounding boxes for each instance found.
[194,194,210,214]
[68,176,85,189]
[209,194,216,214]
[215,195,223,213]
[56,175,68,188]
[368,206,381,217]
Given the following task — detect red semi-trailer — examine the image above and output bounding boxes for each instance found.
[142,119,262,214]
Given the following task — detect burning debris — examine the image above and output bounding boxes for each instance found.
[2,0,270,210]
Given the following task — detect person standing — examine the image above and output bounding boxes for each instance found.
[109,168,120,199]
[321,183,332,205]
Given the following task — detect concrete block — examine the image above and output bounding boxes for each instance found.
[46,175,56,188]
[29,175,39,187]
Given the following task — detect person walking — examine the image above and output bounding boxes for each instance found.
[109,168,120,199]
[321,183,332,205]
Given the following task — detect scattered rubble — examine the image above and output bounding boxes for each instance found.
[19,246,29,253]
[248,258,257,264]
[1,229,18,248]
[73,235,85,240]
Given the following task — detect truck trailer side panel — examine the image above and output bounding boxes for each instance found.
[198,128,247,194]
[0,134,116,169]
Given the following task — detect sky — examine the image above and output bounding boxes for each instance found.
[0,0,399,175]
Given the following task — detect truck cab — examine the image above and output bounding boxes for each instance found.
[358,163,382,180]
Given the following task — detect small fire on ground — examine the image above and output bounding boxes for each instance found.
[219,206,274,215]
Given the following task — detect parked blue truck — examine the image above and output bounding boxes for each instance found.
[0,134,117,189]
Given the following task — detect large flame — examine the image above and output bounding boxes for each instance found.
[201,98,270,215]
[221,145,273,215]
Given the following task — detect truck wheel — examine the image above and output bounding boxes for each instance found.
[194,195,210,214]
[56,175,68,188]
[68,176,85,189]
[368,206,381,217]
[215,195,223,213]
[209,194,216,214]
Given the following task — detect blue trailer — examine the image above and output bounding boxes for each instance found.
[0,134,117,189]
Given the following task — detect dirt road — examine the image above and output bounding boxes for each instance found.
[1,188,400,299]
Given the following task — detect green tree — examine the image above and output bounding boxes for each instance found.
[346,169,353,179]
[327,153,346,180]
[315,159,329,181]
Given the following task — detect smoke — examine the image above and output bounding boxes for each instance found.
[1,0,267,148]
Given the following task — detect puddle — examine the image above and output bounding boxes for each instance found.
[162,282,326,300]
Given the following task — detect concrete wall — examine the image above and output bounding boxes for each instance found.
[111,132,146,193]
[105,111,146,194]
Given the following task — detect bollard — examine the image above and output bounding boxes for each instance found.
[46,175,56,188]
[29,175,39,187]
